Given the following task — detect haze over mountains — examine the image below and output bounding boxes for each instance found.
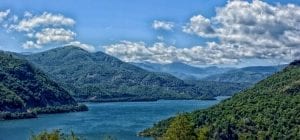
[133,61,286,84]
[132,62,233,80]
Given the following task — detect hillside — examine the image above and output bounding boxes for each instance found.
[186,80,249,96]
[140,60,300,139]
[26,46,217,101]
[132,62,233,80]
[203,65,286,84]
[0,51,87,120]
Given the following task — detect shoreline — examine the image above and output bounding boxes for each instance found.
[0,104,88,121]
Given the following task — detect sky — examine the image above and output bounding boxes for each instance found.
[0,0,300,67]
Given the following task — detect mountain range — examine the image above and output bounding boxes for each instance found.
[26,46,218,101]
[203,65,286,84]
[132,62,233,80]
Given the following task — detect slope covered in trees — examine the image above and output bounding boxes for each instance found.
[0,51,87,120]
[26,46,219,101]
[140,60,300,139]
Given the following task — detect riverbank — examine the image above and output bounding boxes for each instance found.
[0,104,88,120]
[75,95,220,103]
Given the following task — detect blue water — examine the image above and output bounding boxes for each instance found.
[0,96,229,140]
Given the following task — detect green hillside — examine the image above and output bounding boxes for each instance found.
[140,60,300,139]
[26,46,217,101]
[0,51,87,120]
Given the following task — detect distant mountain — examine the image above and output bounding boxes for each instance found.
[26,46,217,101]
[203,65,286,84]
[140,60,300,139]
[132,62,233,80]
[0,51,87,120]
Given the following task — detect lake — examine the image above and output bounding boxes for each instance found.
[0,96,229,140]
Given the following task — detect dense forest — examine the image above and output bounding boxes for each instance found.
[140,60,300,139]
[0,51,87,120]
[25,46,244,101]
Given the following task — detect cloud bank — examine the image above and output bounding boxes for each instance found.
[105,0,300,65]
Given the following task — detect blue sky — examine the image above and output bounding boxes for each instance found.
[0,0,228,50]
[0,0,300,67]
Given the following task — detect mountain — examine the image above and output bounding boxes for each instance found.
[140,60,300,139]
[25,46,217,101]
[203,65,286,84]
[186,80,249,96]
[132,62,233,80]
[133,62,285,84]
[0,51,87,120]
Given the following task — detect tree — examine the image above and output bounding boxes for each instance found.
[162,114,196,140]
[197,126,211,140]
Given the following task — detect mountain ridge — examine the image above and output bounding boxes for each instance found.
[0,51,87,120]
[26,46,215,101]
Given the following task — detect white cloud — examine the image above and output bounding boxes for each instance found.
[153,20,174,31]
[183,15,215,37]
[24,11,32,17]
[104,41,241,65]
[22,41,42,49]
[104,0,300,65]
[181,0,300,63]
[0,9,10,22]
[11,12,75,32]
[65,41,95,52]
[35,28,76,44]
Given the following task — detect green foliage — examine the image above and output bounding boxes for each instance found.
[187,80,249,96]
[0,51,86,120]
[142,62,300,139]
[30,130,80,140]
[26,46,220,101]
[162,114,196,140]
[197,126,211,140]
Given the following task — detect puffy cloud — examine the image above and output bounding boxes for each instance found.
[35,28,76,44]
[11,12,75,32]
[104,41,240,65]
[22,41,41,49]
[0,9,10,22]
[64,41,95,52]
[153,20,174,31]
[183,15,215,37]
[181,0,300,63]
[104,39,299,65]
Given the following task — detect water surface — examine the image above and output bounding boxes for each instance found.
[0,96,229,140]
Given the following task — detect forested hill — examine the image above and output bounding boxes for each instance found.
[140,60,300,139]
[26,46,215,101]
[0,51,87,120]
